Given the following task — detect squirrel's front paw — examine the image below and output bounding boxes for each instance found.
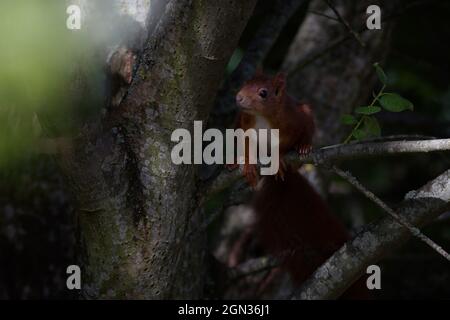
[275,159,287,181]
[225,163,239,171]
[243,164,259,188]
[298,144,312,156]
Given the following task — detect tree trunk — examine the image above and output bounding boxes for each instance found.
[283,0,396,146]
[58,0,257,299]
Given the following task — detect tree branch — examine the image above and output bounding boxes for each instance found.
[63,0,258,299]
[292,169,450,299]
[209,138,450,297]
[289,138,450,166]
[205,139,450,200]
[324,0,365,47]
[288,0,436,77]
[332,166,450,261]
[307,10,339,22]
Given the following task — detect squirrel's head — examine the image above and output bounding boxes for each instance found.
[236,71,286,117]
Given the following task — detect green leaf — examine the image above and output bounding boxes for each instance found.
[379,93,414,112]
[352,129,367,140]
[351,117,381,141]
[341,114,357,125]
[364,116,381,137]
[355,106,381,115]
[373,62,388,85]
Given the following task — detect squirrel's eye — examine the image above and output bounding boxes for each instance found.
[258,89,268,99]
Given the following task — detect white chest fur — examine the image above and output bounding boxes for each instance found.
[254,115,272,130]
[252,115,272,151]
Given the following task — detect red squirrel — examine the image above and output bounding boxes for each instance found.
[231,71,314,187]
[229,71,368,299]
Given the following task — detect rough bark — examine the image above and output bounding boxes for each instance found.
[58,0,257,299]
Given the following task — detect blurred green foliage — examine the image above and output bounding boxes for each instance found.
[341,63,414,143]
[0,1,104,168]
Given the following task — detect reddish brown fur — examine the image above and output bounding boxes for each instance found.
[236,72,314,154]
[231,72,368,298]
[253,169,348,284]
[233,72,315,186]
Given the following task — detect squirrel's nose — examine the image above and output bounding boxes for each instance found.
[236,93,244,106]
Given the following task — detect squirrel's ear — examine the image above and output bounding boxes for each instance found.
[254,66,264,77]
[273,72,286,95]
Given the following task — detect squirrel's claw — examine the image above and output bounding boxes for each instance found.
[298,144,312,156]
[225,163,239,171]
[243,164,259,188]
[275,159,287,181]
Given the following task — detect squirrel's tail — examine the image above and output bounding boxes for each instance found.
[253,167,368,299]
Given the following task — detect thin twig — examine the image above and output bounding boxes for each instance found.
[331,166,450,261]
[293,169,450,299]
[343,83,386,144]
[289,0,436,76]
[288,36,350,77]
[226,166,450,295]
[346,134,437,143]
[324,0,365,47]
[307,10,339,21]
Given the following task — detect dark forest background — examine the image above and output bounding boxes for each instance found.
[1,0,449,299]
